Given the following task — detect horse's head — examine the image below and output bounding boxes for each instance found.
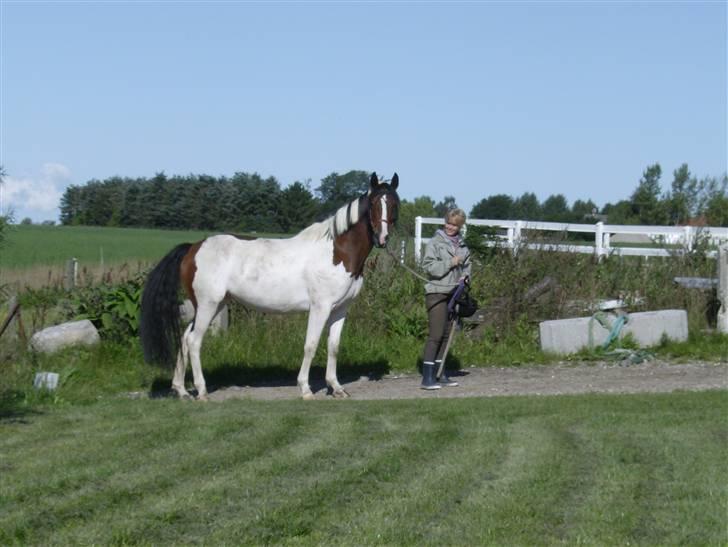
[367,172,400,248]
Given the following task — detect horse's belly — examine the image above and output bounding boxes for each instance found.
[227,278,311,313]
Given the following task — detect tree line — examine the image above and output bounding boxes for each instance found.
[58,163,728,235]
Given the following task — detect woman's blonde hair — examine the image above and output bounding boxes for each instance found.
[445,208,466,227]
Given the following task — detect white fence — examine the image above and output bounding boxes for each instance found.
[414,217,728,262]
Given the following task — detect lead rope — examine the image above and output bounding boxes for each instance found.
[384,247,431,283]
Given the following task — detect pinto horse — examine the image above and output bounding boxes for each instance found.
[140,172,400,400]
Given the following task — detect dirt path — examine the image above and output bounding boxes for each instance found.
[207,360,728,402]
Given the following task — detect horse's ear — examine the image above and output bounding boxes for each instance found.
[391,173,399,190]
[370,172,379,192]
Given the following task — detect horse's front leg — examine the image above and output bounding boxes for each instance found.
[326,306,350,398]
[298,306,330,400]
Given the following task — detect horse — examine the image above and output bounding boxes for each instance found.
[139,172,400,400]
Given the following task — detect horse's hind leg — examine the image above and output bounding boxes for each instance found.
[325,305,350,398]
[186,300,220,401]
[298,305,331,400]
[172,323,193,399]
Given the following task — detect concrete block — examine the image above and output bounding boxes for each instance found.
[34,372,59,390]
[29,319,100,354]
[179,300,228,334]
[718,244,728,334]
[540,309,688,355]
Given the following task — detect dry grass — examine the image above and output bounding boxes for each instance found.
[0,260,153,292]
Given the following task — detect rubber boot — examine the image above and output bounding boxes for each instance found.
[435,360,459,387]
[420,362,441,390]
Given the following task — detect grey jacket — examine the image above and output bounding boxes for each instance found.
[422,229,472,294]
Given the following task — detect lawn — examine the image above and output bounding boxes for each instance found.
[1,391,726,545]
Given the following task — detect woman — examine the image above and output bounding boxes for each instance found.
[420,208,472,390]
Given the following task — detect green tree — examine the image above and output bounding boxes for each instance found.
[434,195,458,217]
[397,196,437,237]
[667,163,699,225]
[541,194,570,222]
[602,200,634,224]
[701,175,728,227]
[315,170,370,218]
[470,194,514,220]
[631,163,667,225]
[512,192,541,220]
[229,172,282,232]
[278,181,318,233]
[571,199,597,221]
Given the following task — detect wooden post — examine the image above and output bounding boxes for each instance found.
[64,258,78,290]
[0,297,20,339]
[718,243,728,334]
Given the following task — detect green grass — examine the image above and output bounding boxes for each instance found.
[1,391,725,545]
[0,225,287,271]
[0,225,219,269]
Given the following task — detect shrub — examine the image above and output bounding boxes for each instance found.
[71,273,144,342]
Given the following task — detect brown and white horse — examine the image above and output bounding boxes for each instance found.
[140,172,400,400]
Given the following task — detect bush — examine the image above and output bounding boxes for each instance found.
[70,273,144,342]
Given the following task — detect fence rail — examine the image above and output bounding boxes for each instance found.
[414,217,728,262]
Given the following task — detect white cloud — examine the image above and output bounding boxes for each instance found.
[1,163,73,222]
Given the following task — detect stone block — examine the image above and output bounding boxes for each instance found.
[29,319,100,354]
[540,309,688,355]
[34,372,59,390]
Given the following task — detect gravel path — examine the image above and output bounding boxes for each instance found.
[207,360,728,402]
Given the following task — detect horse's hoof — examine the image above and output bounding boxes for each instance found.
[302,392,315,401]
[179,393,194,401]
[333,389,350,399]
[197,394,209,402]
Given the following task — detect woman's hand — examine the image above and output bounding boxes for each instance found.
[451,255,463,267]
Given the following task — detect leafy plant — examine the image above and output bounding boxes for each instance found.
[71,273,145,341]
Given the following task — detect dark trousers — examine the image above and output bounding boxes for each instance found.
[423,293,454,365]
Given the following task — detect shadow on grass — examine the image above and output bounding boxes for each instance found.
[0,390,41,424]
[149,359,393,397]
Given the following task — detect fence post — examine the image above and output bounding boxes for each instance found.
[414,216,423,262]
[595,222,604,260]
[514,220,523,255]
[718,244,728,334]
[683,225,693,252]
[64,258,78,290]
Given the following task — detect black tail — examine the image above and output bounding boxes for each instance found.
[140,243,192,366]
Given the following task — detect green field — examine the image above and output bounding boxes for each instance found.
[1,391,726,545]
[0,225,219,269]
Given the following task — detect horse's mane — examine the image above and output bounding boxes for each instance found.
[294,195,368,242]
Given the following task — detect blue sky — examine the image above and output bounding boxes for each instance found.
[1,1,726,223]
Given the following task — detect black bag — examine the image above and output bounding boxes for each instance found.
[455,287,479,318]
